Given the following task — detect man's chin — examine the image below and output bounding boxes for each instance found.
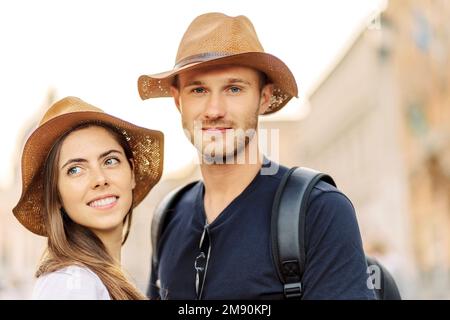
[199,145,251,165]
[200,150,231,165]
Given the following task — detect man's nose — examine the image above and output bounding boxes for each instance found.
[203,92,226,120]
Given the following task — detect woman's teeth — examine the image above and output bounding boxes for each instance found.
[89,196,117,208]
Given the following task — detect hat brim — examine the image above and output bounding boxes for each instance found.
[13,111,164,236]
[137,52,298,115]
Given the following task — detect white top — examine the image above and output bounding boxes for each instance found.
[32,265,111,300]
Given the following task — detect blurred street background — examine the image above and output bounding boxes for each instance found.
[0,0,449,299]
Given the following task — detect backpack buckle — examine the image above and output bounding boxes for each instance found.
[284,282,302,299]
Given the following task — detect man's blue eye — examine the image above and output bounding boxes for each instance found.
[68,167,81,175]
[230,86,241,93]
[193,87,206,94]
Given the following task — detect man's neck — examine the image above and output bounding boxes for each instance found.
[200,142,263,224]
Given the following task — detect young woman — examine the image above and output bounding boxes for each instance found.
[12,96,164,299]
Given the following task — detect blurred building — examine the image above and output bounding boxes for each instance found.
[263,0,450,299]
[386,0,450,299]
[0,94,51,299]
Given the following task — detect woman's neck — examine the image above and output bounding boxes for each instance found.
[92,225,123,264]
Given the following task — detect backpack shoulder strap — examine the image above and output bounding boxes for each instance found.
[271,167,336,299]
[151,181,199,271]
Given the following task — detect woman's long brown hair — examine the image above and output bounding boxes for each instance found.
[36,122,147,300]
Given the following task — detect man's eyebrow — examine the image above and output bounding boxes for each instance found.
[183,78,252,87]
[184,80,204,87]
[228,78,251,86]
[60,149,123,170]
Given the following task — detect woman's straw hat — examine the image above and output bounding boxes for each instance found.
[13,96,164,236]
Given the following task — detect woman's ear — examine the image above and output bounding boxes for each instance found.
[259,83,274,115]
[130,159,136,189]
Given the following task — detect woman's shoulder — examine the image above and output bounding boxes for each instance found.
[32,265,110,300]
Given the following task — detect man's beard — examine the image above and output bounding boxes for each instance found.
[203,132,253,164]
[185,114,258,165]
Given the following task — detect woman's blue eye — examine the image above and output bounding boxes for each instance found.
[67,167,81,175]
[105,158,119,166]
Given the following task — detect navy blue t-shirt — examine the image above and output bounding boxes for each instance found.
[149,162,375,300]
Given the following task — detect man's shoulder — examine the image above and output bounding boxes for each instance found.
[265,163,349,205]
[171,180,202,208]
[309,179,354,211]
[268,165,357,229]
[306,180,361,242]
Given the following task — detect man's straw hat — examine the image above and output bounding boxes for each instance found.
[138,12,298,115]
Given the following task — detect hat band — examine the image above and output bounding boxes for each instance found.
[174,52,234,69]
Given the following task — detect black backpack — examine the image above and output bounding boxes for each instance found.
[150,167,401,300]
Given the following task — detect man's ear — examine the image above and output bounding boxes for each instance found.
[170,85,181,112]
[258,83,274,115]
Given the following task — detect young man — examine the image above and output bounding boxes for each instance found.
[137,12,375,300]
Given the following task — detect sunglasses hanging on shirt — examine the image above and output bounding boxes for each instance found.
[195,224,211,300]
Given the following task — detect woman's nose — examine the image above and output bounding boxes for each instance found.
[91,168,109,189]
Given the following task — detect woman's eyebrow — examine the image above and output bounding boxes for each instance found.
[60,149,123,170]
[99,149,123,159]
